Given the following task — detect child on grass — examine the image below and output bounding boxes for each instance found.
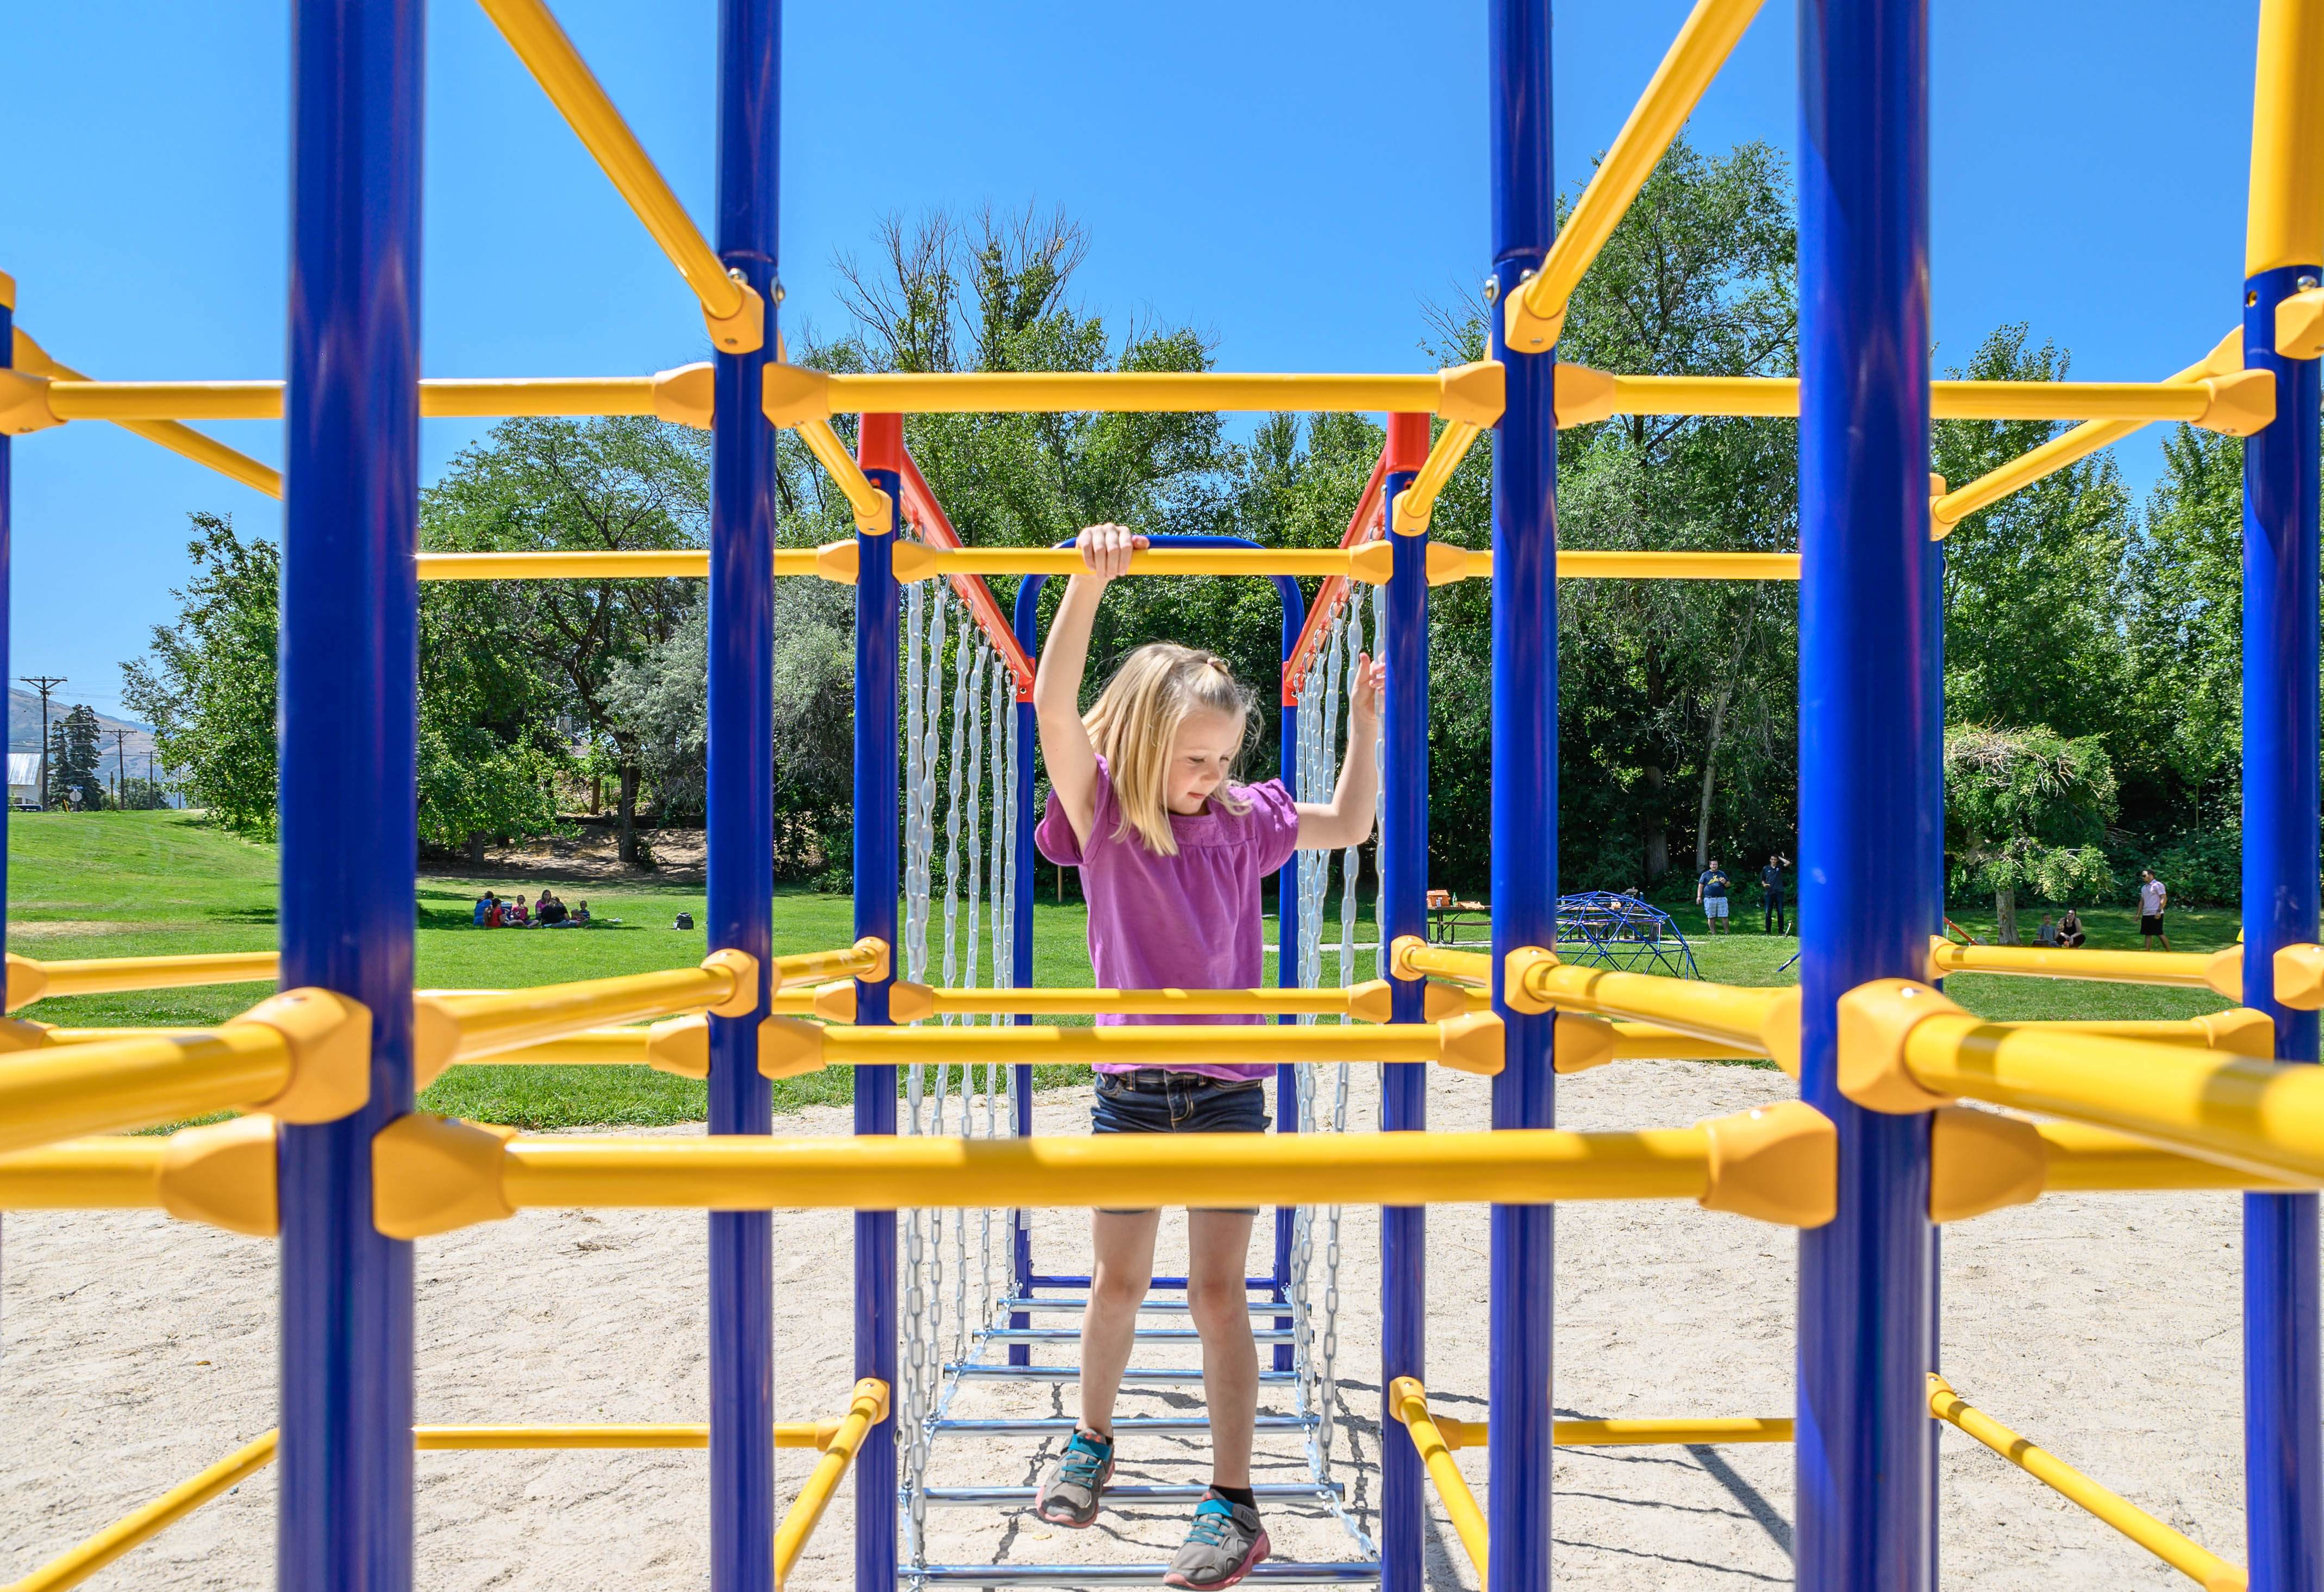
[1026,522,1384,1589]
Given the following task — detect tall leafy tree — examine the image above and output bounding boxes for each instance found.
[1944,723,2118,942]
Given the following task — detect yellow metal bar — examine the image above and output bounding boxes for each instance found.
[795,369,1455,417]
[1927,1375,2246,1590]
[1898,1017,2324,1182]
[1552,549,1798,581]
[1432,1416,1795,1449]
[498,1126,1715,1212]
[796,1021,1456,1069]
[794,417,892,530]
[772,1380,889,1588]
[1523,963,1791,1054]
[0,1137,166,1209]
[42,377,663,424]
[0,1028,290,1158]
[1390,422,1484,534]
[12,329,282,499]
[2,1431,281,1592]
[2035,1121,2315,1194]
[767,939,890,988]
[1391,942,1491,985]
[1595,374,2226,424]
[9,950,278,1010]
[1610,1021,1763,1061]
[413,1421,839,1450]
[1504,0,1767,352]
[428,963,748,1063]
[1389,1379,1488,1578]
[418,550,717,581]
[473,0,758,349]
[1927,941,2228,992]
[2248,0,2324,276]
[928,547,1360,578]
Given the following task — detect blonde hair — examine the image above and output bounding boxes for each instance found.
[1083,643,1259,855]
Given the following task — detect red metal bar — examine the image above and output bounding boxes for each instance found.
[896,447,1038,700]
[1281,436,1396,704]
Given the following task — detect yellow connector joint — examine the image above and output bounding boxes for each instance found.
[2275,943,2324,1010]
[1835,979,1965,1114]
[1696,1100,1835,1227]
[2279,288,2324,360]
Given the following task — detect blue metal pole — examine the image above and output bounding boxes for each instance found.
[1010,582,1042,1364]
[1377,413,1430,1592]
[1272,588,1305,1371]
[706,3,780,1587]
[1793,0,1938,1587]
[277,3,422,1589]
[0,275,13,925]
[1485,0,1554,1583]
[855,415,904,1592]
[2240,259,2323,1592]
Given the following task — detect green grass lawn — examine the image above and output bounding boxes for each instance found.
[8,811,2247,1127]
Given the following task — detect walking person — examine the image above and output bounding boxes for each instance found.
[1026,522,1387,1586]
[1695,858,1732,935]
[2139,869,2171,951]
[1761,853,1790,935]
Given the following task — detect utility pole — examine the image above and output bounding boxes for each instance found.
[20,676,64,811]
[107,728,129,811]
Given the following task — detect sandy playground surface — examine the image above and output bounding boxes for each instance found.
[1,1058,2257,1590]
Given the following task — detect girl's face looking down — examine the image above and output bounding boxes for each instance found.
[1164,708,1246,815]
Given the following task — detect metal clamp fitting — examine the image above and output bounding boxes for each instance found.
[761,362,830,427]
[1552,362,1617,427]
[2195,1007,2277,1057]
[1435,360,1506,426]
[702,949,762,1018]
[1348,538,1473,586]
[703,272,767,355]
[1387,935,1430,982]
[1434,1012,1506,1076]
[1346,977,1470,1024]
[160,1113,281,1236]
[2203,947,2244,1002]
[1758,986,1802,1079]
[758,1016,828,1080]
[235,987,372,1124]
[0,369,61,435]
[1928,1105,2045,1223]
[1501,945,1559,1014]
[1835,979,1965,1114]
[813,537,938,586]
[1552,1012,1619,1075]
[2273,944,2324,1011]
[373,1113,518,1239]
[4,953,48,1013]
[651,362,715,429]
[2192,367,2276,436]
[1696,1100,1836,1227]
[2278,287,2324,359]
[646,1014,710,1079]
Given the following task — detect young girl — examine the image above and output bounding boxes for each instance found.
[1029,523,1384,1589]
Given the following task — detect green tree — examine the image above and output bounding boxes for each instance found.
[1944,723,2119,943]
[121,514,281,833]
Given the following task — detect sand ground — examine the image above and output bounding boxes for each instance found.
[1,1058,2255,1589]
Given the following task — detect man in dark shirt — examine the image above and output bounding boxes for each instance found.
[1761,854,1790,935]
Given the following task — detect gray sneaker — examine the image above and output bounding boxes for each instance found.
[1032,1429,1114,1528]
[1164,1491,1271,1589]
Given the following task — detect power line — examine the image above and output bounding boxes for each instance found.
[20,676,65,813]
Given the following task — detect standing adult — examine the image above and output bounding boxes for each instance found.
[1696,858,1732,935]
[1760,853,1790,936]
[2139,869,2171,951]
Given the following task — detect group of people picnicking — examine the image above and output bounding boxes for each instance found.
[471,888,590,929]
[1693,854,1790,936]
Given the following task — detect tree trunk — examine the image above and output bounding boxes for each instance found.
[1642,763,1669,881]
[617,764,640,864]
[1694,680,1736,877]
[591,775,603,815]
[466,831,486,865]
[1994,885,2019,947]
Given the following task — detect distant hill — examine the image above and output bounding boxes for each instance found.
[8,689,157,781]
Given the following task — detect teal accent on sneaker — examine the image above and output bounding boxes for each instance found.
[1032,1430,1115,1528]
[1164,1491,1271,1589]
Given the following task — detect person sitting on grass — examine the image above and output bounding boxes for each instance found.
[2058,907,2087,949]
[538,890,567,926]
[571,899,592,927]
[2035,914,2059,947]
[505,894,530,928]
[473,890,498,927]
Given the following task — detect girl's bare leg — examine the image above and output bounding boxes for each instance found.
[1079,1210,1161,1437]
[1186,1209,1259,1488]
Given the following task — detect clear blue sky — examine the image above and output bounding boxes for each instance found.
[8,1,2258,723]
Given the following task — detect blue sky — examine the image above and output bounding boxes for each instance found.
[7,1,2259,723]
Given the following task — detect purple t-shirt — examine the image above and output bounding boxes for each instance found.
[1036,756,1301,1081]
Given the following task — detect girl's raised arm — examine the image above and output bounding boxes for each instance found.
[1295,652,1387,851]
[1033,523,1146,848]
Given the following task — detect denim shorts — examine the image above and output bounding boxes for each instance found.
[1092,1069,1269,1215]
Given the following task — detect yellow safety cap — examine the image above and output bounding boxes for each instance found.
[1387,935,1430,982]
[2204,946,2245,1003]
[1758,986,1802,1080]
[236,987,372,1125]
[646,1014,710,1079]
[2274,944,2324,1012]
[1697,1100,1836,1228]
[1552,363,1617,428]
[2194,368,2276,437]
[703,272,766,356]
[2197,1007,2278,1058]
[887,981,937,1024]
[811,979,858,1024]
[412,995,464,1089]
[761,362,832,427]
[813,538,938,586]
[373,1113,517,1239]
[1346,978,1471,1024]
[4,954,48,1015]
[1552,1012,1618,1075]
[758,1016,828,1080]
[1834,979,1963,1114]
[1927,1105,2045,1223]
[853,936,894,985]
[1501,945,1560,1016]
[1435,360,1505,427]
[1435,1011,1505,1076]
[652,362,715,429]
[0,369,61,436]
[701,949,762,1019]
[160,1114,279,1237]
[2278,288,2324,360]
